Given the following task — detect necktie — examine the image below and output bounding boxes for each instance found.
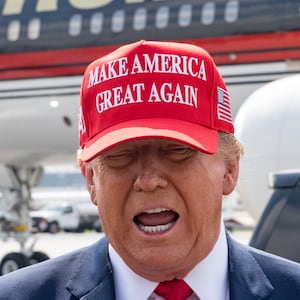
[155,279,193,300]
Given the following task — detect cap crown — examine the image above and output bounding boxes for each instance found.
[79,40,233,160]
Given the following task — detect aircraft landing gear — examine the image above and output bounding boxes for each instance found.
[0,251,50,275]
[29,251,49,265]
[0,165,49,275]
[0,252,30,275]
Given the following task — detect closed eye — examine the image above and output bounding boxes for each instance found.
[103,150,137,168]
[161,145,196,162]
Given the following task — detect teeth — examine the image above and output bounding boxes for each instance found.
[139,222,173,233]
[136,208,176,234]
[142,208,170,214]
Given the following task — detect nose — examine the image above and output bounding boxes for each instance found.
[133,151,168,192]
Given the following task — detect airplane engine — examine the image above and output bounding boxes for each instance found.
[234,74,300,222]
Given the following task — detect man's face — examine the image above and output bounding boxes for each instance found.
[84,138,238,282]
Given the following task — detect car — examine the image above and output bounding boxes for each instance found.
[30,166,101,233]
[30,202,101,233]
[249,169,300,263]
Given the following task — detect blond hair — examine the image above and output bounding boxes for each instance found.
[218,132,243,161]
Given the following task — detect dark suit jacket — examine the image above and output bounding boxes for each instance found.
[0,234,299,299]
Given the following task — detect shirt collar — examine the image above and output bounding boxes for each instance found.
[109,222,228,300]
[109,244,157,300]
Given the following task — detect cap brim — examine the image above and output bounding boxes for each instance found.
[81,118,218,162]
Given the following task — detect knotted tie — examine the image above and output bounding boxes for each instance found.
[155,279,193,300]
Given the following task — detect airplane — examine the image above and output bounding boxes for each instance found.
[235,74,300,222]
[0,0,300,273]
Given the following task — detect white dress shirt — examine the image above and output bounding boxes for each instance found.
[109,222,229,300]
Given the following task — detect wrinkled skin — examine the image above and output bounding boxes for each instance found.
[80,138,239,282]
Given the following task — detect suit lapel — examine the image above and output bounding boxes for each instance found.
[65,237,116,300]
[64,233,275,299]
[227,234,274,299]
[79,274,115,300]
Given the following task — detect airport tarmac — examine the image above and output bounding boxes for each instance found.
[0,229,253,261]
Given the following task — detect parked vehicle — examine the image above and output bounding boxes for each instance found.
[30,202,101,233]
[29,166,101,233]
[249,169,300,263]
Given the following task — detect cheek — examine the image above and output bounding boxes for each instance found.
[92,172,115,225]
[183,162,225,216]
[95,188,121,240]
[93,172,132,230]
[93,168,125,203]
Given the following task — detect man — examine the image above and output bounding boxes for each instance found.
[0,40,299,299]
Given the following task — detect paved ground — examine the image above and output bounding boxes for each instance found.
[0,232,103,260]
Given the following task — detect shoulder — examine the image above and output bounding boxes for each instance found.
[248,244,300,283]
[230,234,300,274]
[227,233,300,297]
[0,237,109,300]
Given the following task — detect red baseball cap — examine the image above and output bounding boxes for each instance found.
[79,40,234,162]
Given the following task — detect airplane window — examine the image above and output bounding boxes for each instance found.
[112,10,125,33]
[225,0,239,23]
[90,12,104,34]
[7,20,20,42]
[133,7,147,31]
[69,14,82,36]
[156,6,169,29]
[27,18,41,40]
[201,2,216,25]
[178,4,192,27]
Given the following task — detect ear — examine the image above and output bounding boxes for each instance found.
[79,159,97,206]
[223,158,240,195]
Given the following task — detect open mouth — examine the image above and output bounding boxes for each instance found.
[133,208,179,234]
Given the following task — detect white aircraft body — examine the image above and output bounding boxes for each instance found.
[235,74,300,221]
